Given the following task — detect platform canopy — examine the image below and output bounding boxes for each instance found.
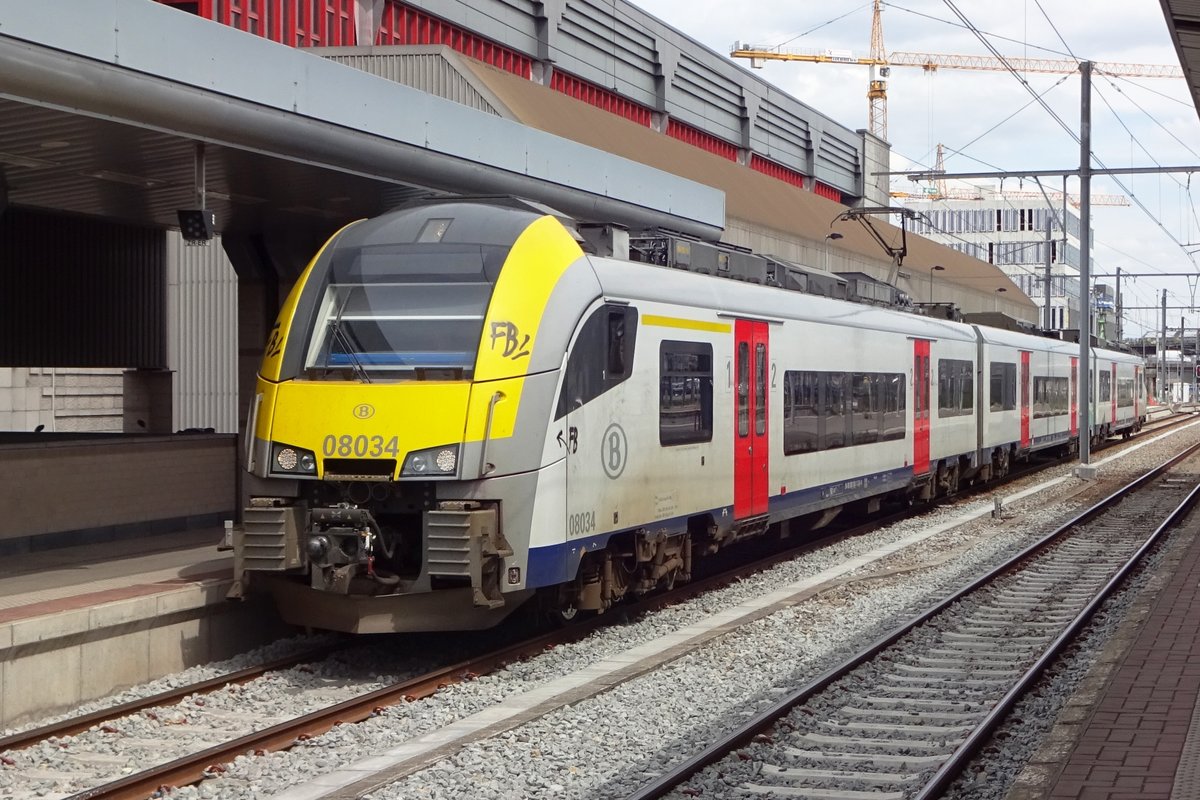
[0,0,724,243]
[1160,0,1200,123]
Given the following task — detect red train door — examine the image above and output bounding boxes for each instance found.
[1020,351,1031,449]
[1111,363,1117,423]
[913,340,930,475]
[1070,356,1079,438]
[1134,365,1141,417]
[734,320,769,518]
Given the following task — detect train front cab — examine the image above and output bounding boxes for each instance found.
[233,202,607,633]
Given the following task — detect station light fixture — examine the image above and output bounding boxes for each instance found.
[177,208,215,242]
[179,141,215,243]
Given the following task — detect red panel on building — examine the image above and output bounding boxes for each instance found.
[377,2,532,77]
[749,155,805,189]
[154,1,851,201]
[550,72,652,127]
[666,120,738,161]
[154,1,529,71]
[156,0,214,17]
[813,181,842,203]
[155,1,356,46]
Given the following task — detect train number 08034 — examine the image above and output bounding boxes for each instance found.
[568,510,596,536]
[322,434,400,458]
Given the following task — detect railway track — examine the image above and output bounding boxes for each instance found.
[0,645,346,755]
[628,438,1200,800]
[7,529,877,800]
[5,419,1190,800]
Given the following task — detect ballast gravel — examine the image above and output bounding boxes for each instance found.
[11,420,1198,800]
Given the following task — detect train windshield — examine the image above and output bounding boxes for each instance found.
[301,244,502,381]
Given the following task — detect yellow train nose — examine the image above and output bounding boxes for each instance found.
[267,381,472,479]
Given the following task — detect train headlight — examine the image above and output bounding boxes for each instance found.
[402,444,459,476]
[271,442,318,475]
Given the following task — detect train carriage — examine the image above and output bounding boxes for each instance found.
[1091,350,1144,441]
[233,199,1147,633]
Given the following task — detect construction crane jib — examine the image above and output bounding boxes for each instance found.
[730,0,1182,141]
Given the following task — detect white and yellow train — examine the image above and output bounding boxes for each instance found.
[233,198,1147,633]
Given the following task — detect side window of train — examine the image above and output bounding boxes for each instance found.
[660,341,714,446]
[824,372,847,449]
[782,370,819,454]
[990,362,1016,412]
[607,310,627,376]
[554,304,639,420]
[782,369,904,454]
[1032,376,1070,418]
[1117,378,1134,406]
[937,359,974,417]
[1099,370,1111,402]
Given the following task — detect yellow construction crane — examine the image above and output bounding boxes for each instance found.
[731,0,1183,141]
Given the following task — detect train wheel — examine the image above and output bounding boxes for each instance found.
[991,448,1010,481]
[540,586,588,627]
[552,601,580,625]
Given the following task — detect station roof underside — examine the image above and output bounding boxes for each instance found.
[1161,0,1200,122]
[0,0,723,243]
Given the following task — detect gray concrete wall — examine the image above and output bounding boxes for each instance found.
[0,581,294,728]
[0,435,237,545]
[0,368,124,433]
[167,232,239,434]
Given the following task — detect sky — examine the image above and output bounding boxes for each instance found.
[631,0,1200,339]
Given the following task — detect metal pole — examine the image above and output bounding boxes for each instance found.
[1195,327,1198,406]
[1162,288,1168,402]
[1115,267,1122,343]
[1044,216,1053,330]
[194,141,206,208]
[1077,62,1093,472]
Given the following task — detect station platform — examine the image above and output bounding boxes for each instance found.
[0,528,292,730]
[1016,506,1200,799]
[0,528,229,617]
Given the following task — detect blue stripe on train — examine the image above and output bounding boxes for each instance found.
[527,423,1142,589]
[524,465,915,589]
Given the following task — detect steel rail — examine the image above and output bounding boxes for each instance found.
[0,644,343,753]
[51,420,1190,799]
[625,437,1200,800]
[58,526,876,800]
[63,628,588,800]
[914,452,1200,798]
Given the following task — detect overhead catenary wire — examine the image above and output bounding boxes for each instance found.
[641,2,1191,332]
[884,0,1085,60]
[940,0,1080,143]
[1094,75,1200,242]
[766,3,873,51]
[937,0,1200,287]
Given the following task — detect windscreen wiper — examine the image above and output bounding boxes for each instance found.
[323,297,372,384]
